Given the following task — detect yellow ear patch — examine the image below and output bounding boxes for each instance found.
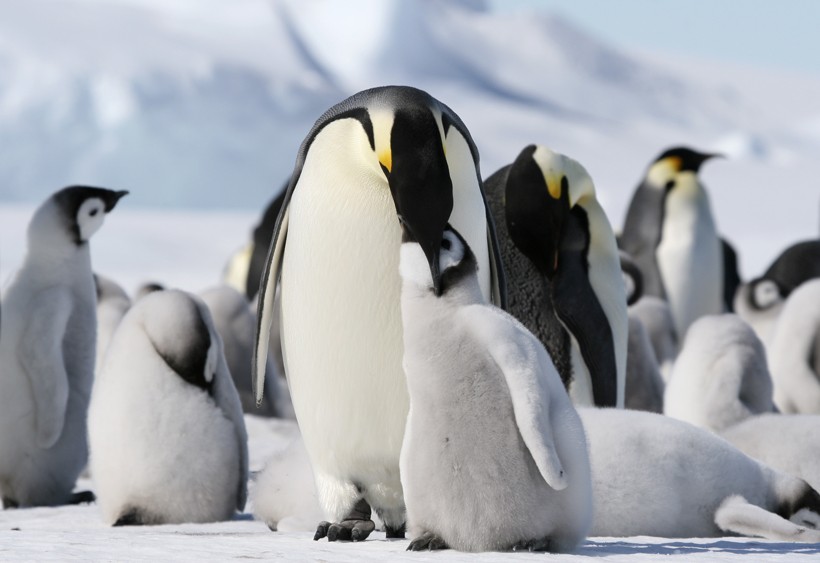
[378,149,392,173]
[665,156,682,172]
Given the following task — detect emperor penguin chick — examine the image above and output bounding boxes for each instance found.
[88,289,249,525]
[399,225,592,553]
[0,186,127,508]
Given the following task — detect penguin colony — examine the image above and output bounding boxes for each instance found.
[0,86,819,555]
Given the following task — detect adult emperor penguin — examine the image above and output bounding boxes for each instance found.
[88,289,248,525]
[0,186,127,507]
[252,86,505,541]
[399,225,591,552]
[619,146,724,340]
[484,145,627,407]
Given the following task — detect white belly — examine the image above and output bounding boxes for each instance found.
[657,180,723,340]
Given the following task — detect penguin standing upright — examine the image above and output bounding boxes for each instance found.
[399,225,592,552]
[619,147,724,339]
[253,86,504,541]
[484,145,627,408]
[88,289,248,525]
[0,186,127,508]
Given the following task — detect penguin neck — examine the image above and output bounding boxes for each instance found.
[24,237,92,283]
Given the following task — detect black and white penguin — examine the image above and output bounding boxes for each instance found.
[619,146,724,339]
[0,186,127,508]
[88,289,248,525]
[252,86,505,541]
[484,145,626,407]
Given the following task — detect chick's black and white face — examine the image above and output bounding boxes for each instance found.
[751,279,782,310]
[76,197,107,242]
[399,227,470,293]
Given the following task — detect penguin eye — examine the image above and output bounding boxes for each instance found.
[441,238,452,251]
[664,180,675,191]
[89,208,99,217]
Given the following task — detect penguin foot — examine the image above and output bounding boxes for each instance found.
[407,531,448,551]
[69,491,96,505]
[314,498,375,542]
[2,497,19,509]
[384,522,406,539]
[113,509,145,527]
[511,537,551,552]
[314,519,375,542]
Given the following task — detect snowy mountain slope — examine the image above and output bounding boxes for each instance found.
[0,0,818,278]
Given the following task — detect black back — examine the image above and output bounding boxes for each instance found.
[246,184,288,300]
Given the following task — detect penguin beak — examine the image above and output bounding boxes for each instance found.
[542,174,569,281]
[103,190,129,212]
[687,151,723,173]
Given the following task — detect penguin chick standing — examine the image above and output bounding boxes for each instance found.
[88,289,248,525]
[399,225,592,552]
[484,145,627,408]
[619,147,724,340]
[253,86,505,540]
[0,186,127,508]
[94,273,131,375]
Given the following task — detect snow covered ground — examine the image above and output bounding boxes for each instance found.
[1,415,819,562]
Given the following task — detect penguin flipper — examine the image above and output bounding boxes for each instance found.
[460,305,568,491]
[20,287,73,449]
[479,180,507,310]
[252,207,289,406]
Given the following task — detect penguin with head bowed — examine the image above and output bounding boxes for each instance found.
[768,278,820,414]
[484,145,627,408]
[619,146,725,340]
[88,289,248,525]
[399,224,592,552]
[252,86,505,541]
[0,185,127,508]
[663,314,775,433]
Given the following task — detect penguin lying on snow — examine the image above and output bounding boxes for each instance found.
[664,314,774,433]
[619,147,724,340]
[484,145,627,408]
[88,289,248,525]
[582,408,820,541]
[722,414,820,493]
[769,279,820,414]
[399,225,592,552]
[252,86,505,541]
[0,186,127,508]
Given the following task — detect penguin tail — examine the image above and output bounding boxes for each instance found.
[715,495,820,543]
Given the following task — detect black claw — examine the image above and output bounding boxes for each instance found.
[407,532,448,551]
[314,521,331,541]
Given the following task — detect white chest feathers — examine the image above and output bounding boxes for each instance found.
[657,173,723,339]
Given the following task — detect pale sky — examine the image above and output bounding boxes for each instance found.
[490,0,820,77]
